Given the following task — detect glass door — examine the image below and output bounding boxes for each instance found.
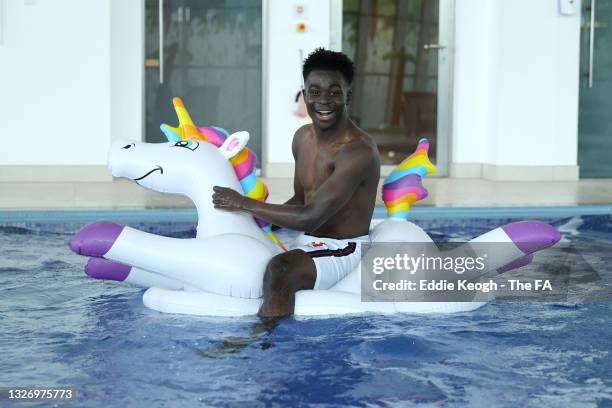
[145,0,263,159]
[342,0,446,173]
[578,0,612,177]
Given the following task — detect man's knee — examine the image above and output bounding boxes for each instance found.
[263,250,314,294]
[264,254,291,292]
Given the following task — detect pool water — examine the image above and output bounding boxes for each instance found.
[1,214,611,407]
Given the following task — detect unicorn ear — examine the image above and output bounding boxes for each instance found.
[219,131,249,159]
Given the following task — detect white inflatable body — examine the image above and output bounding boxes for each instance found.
[69,127,560,317]
[140,218,535,316]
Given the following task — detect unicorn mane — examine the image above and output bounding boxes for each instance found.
[160,97,286,251]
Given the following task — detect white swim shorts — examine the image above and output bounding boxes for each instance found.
[291,233,370,290]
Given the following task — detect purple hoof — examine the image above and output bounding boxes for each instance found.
[85,257,131,281]
[69,221,125,257]
[501,221,561,254]
[497,253,534,274]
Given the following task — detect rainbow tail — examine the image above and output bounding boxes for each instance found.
[382,138,436,219]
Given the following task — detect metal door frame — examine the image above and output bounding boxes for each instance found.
[329,0,455,177]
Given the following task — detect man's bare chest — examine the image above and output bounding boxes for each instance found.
[296,149,336,195]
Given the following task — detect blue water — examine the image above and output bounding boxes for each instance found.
[1,213,612,407]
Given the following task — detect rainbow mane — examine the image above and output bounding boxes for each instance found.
[160,97,286,251]
[382,138,436,219]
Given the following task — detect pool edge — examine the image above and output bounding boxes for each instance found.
[0,205,611,223]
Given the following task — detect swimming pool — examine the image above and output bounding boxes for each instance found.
[1,210,611,407]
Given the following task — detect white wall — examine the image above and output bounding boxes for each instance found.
[263,0,338,175]
[110,0,144,143]
[0,0,582,181]
[0,0,329,180]
[0,0,142,180]
[451,0,496,165]
[0,0,110,166]
[452,0,581,179]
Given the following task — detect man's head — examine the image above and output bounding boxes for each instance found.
[302,48,355,130]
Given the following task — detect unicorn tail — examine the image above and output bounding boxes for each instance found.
[382,138,436,219]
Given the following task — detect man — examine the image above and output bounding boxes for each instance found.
[212,48,380,318]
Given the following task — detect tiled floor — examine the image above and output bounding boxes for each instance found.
[1,178,612,210]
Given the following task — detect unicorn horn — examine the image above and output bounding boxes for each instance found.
[172,97,202,140]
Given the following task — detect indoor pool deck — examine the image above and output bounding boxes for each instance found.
[1,178,612,210]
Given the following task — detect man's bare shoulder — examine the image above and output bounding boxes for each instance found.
[337,124,380,167]
[292,124,313,156]
[295,124,315,142]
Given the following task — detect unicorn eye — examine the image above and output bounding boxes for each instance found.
[122,143,135,149]
[172,140,199,151]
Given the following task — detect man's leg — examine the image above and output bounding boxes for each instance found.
[257,249,316,318]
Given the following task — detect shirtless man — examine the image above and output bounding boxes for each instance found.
[212,48,380,318]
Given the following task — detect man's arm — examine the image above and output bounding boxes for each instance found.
[213,144,374,232]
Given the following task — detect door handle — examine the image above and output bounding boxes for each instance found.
[423,44,446,50]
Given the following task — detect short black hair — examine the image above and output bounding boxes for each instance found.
[302,47,355,85]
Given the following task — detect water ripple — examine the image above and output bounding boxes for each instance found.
[0,215,611,407]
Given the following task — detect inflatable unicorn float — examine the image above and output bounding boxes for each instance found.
[69,97,561,317]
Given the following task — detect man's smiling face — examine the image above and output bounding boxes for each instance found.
[303,70,351,130]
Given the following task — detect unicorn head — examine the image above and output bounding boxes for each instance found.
[157,97,269,200]
[108,130,249,196]
[156,97,284,250]
[108,97,286,251]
